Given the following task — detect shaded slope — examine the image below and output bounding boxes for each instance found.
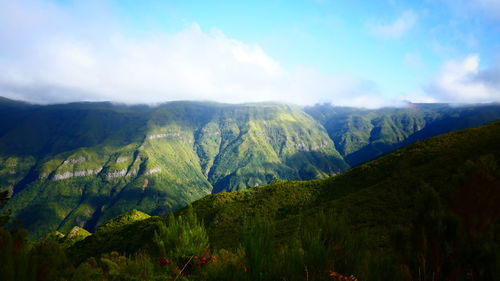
[306,103,500,165]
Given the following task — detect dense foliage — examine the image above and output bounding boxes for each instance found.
[0,99,347,238]
[1,97,499,242]
[305,103,500,166]
[1,121,497,280]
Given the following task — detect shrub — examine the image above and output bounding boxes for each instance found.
[153,205,209,265]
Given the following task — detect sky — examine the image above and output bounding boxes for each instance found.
[0,0,499,107]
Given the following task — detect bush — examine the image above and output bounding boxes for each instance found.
[153,205,209,265]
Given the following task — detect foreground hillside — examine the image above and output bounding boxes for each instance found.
[55,121,500,280]
[1,97,499,239]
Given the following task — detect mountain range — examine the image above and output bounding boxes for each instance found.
[66,120,500,280]
[0,96,499,238]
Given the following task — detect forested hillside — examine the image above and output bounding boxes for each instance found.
[72,121,500,280]
[306,103,500,165]
[1,97,499,238]
[0,99,345,237]
[2,121,497,281]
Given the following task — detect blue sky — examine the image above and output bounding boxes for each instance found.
[1,0,499,107]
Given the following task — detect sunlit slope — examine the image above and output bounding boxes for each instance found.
[0,100,346,238]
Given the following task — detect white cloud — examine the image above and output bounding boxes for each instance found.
[370,10,417,39]
[0,0,393,108]
[425,54,500,103]
[398,93,438,103]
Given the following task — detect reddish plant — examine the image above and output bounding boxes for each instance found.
[158,257,173,267]
[327,270,359,281]
[192,247,215,267]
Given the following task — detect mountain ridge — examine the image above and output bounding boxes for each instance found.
[1,99,347,237]
[0,96,499,238]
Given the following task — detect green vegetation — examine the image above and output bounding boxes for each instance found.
[305,103,500,165]
[153,207,209,264]
[0,100,346,238]
[1,98,499,241]
[96,209,151,234]
[1,121,495,280]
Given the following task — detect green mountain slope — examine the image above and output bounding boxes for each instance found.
[1,97,499,239]
[305,103,500,165]
[69,121,500,279]
[0,99,346,238]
